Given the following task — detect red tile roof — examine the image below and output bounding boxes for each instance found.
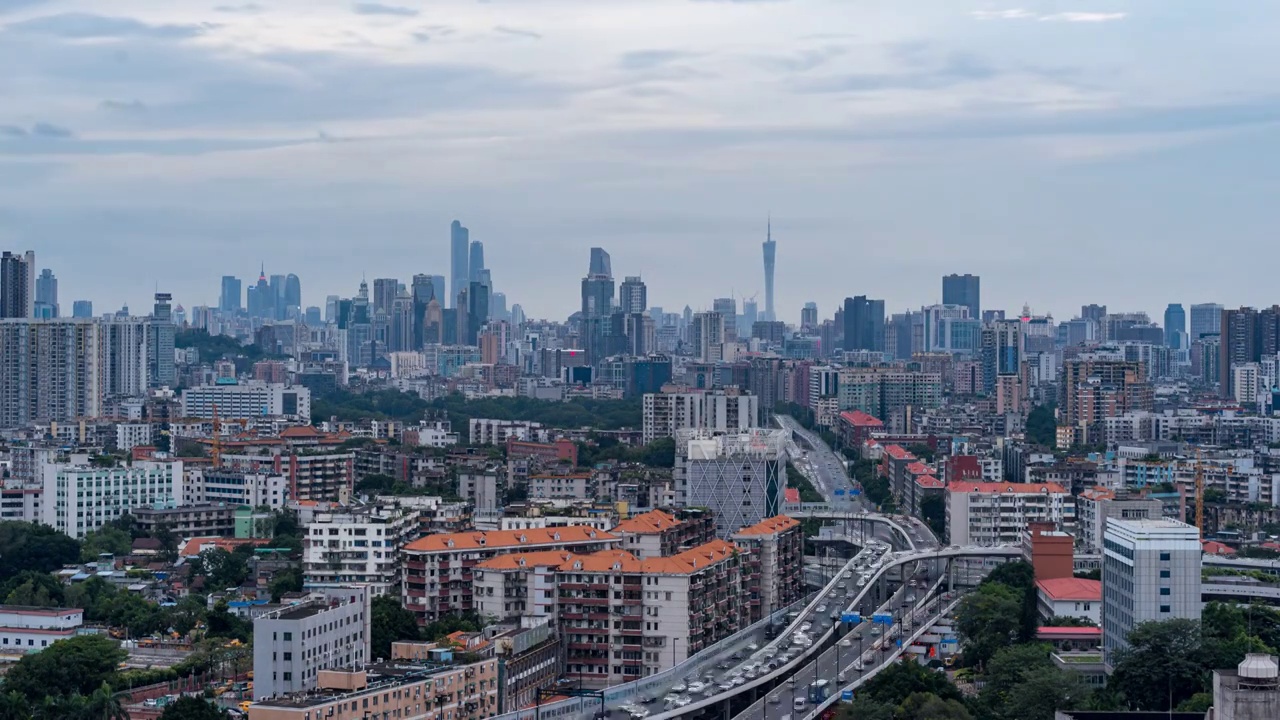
[613,510,680,535]
[404,525,616,553]
[1036,578,1102,602]
[733,515,800,537]
[1202,540,1237,555]
[949,481,1068,495]
[914,475,945,489]
[475,551,576,570]
[784,488,800,504]
[884,445,914,461]
[906,461,933,476]
[1036,626,1102,638]
[839,411,884,427]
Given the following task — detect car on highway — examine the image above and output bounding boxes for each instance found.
[793,697,808,711]
[686,681,707,694]
[769,694,782,704]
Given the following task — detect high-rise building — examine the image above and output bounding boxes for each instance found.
[689,311,725,362]
[581,248,614,364]
[980,319,1023,394]
[149,293,176,388]
[469,240,485,282]
[0,250,35,319]
[284,273,302,316]
[450,220,469,309]
[247,266,273,319]
[466,280,490,345]
[675,429,787,539]
[642,389,760,443]
[1081,304,1108,324]
[942,273,980,320]
[372,278,399,316]
[588,247,612,278]
[1190,303,1224,342]
[619,276,647,315]
[72,300,93,318]
[0,319,104,428]
[34,269,57,318]
[303,306,321,325]
[713,298,738,341]
[842,295,884,352]
[1102,518,1201,670]
[1219,306,1280,395]
[252,586,371,701]
[762,220,776,322]
[1060,355,1152,431]
[219,275,242,313]
[268,274,287,319]
[801,302,818,331]
[1164,303,1186,349]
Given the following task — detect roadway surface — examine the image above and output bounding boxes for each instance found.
[776,415,864,511]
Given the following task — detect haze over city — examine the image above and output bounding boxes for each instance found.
[4,0,1280,318]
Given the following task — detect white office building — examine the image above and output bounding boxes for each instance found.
[252,585,372,701]
[41,454,182,538]
[1102,518,1202,670]
[302,504,421,596]
[0,605,83,660]
[181,381,311,423]
[675,429,787,539]
[182,468,288,509]
[945,481,1073,547]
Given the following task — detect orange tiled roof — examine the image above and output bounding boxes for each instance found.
[839,411,884,427]
[640,539,740,575]
[949,481,1068,494]
[906,462,933,475]
[1079,487,1116,502]
[1036,577,1101,602]
[405,525,616,553]
[884,445,914,461]
[475,551,576,570]
[914,475,945,489]
[733,515,800,537]
[1202,540,1237,555]
[613,510,680,535]
[280,426,323,438]
[557,549,643,573]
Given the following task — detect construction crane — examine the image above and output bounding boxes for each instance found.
[1195,449,1205,535]
[212,402,222,468]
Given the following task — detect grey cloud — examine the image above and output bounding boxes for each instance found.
[213,3,263,12]
[493,25,541,40]
[5,12,208,39]
[0,136,315,157]
[797,51,997,93]
[352,3,418,16]
[30,122,72,137]
[618,50,696,71]
[0,0,48,12]
[0,125,28,137]
[758,44,851,73]
[100,99,148,113]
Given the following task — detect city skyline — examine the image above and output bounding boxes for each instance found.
[3,2,1280,320]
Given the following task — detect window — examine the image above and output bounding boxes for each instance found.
[1160,570,1170,578]
[284,632,293,641]
[283,672,292,681]
[1160,588,1170,596]
[284,652,293,660]
[1160,605,1171,613]
[1159,552,1171,561]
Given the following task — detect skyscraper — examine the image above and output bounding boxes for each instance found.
[1218,306,1280,395]
[842,296,884,352]
[1164,303,1186,349]
[581,248,614,364]
[149,293,176,388]
[220,275,242,313]
[72,300,93,318]
[762,220,776,322]
[0,319,104,428]
[942,274,980,320]
[713,298,738,341]
[373,278,399,317]
[981,319,1024,394]
[284,274,302,317]
[801,302,818,331]
[588,247,612,279]
[690,311,726,362]
[0,250,35,319]
[619,276,647,315]
[450,220,469,309]
[268,274,287,320]
[1190,303,1224,342]
[468,241,485,283]
[34,268,58,318]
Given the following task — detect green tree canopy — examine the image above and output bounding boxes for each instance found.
[1109,618,1207,711]
[956,583,1023,668]
[371,595,421,659]
[859,660,963,707]
[2,634,126,702]
[1025,404,1057,449]
[0,521,80,578]
[896,692,972,720]
[80,525,134,563]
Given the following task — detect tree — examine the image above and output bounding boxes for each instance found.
[82,682,129,720]
[642,437,676,468]
[269,568,304,602]
[0,691,31,720]
[1043,616,1097,627]
[835,697,893,720]
[1,570,66,608]
[1178,693,1214,713]
[354,473,397,495]
[920,494,946,540]
[981,560,1038,642]
[895,692,971,720]
[1025,404,1057,449]
[2,634,126,702]
[1109,618,1205,711]
[371,595,422,659]
[80,525,134,562]
[1001,667,1089,720]
[956,583,1023,668]
[1074,568,1101,581]
[192,548,250,591]
[860,660,963,707]
[159,696,231,719]
[206,600,251,643]
[0,521,80,578]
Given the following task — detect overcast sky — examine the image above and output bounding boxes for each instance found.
[2,0,1278,322]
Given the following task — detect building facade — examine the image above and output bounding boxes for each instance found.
[945,481,1073,547]
[675,429,787,539]
[1102,518,1201,669]
[252,586,372,701]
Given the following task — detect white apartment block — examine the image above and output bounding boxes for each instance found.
[182,468,289,509]
[0,319,104,429]
[1076,487,1163,554]
[302,504,421,596]
[528,472,596,500]
[469,418,550,445]
[642,389,759,444]
[252,586,372,701]
[0,605,83,660]
[1102,518,1201,669]
[41,454,182,538]
[115,423,152,451]
[473,550,570,621]
[181,382,311,423]
[945,481,1073,547]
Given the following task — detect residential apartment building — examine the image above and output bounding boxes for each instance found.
[612,508,718,559]
[731,515,804,619]
[181,381,311,423]
[302,503,421,596]
[133,503,237,538]
[182,468,289,509]
[674,429,788,540]
[468,418,550,445]
[945,481,1073,547]
[473,550,573,621]
[223,451,355,503]
[1102,518,1201,670]
[1060,356,1152,436]
[0,606,83,660]
[0,319,104,428]
[528,472,596,501]
[642,388,759,444]
[248,659,499,720]
[402,526,620,623]
[1075,487,1163,554]
[252,585,372,701]
[557,540,749,686]
[835,368,942,433]
[40,455,183,538]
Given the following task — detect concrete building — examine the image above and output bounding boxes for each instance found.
[182,469,289,509]
[251,586,372,701]
[133,503,237,538]
[468,418,550,445]
[945,481,1072,547]
[402,526,620,623]
[302,503,421,596]
[0,605,83,661]
[1102,518,1201,670]
[942,273,980,321]
[41,455,182,538]
[642,388,759,444]
[222,451,355,504]
[675,429,788,540]
[611,508,718,560]
[1212,654,1280,720]
[473,550,573,621]
[1034,577,1102,624]
[731,515,804,618]
[1075,487,1163,554]
[181,382,311,423]
[115,422,152,451]
[0,319,104,428]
